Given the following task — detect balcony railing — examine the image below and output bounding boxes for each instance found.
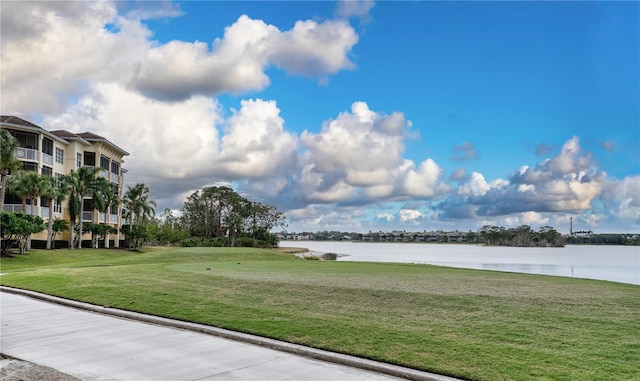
[15,147,38,161]
[111,173,120,184]
[110,214,119,224]
[43,153,53,166]
[2,204,55,218]
[82,211,94,222]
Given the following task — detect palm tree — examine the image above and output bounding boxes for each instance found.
[40,176,69,249]
[59,174,80,250]
[51,218,69,245]
[0,129,22,211]
[123,183,156,249]
[63,167,104,249]
[40,176,57,249]
[7,171,46,214]
[94,179,119,248]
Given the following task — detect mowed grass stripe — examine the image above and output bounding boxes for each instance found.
[1,247,638,381]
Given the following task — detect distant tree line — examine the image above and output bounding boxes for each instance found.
[566,233,639,246]
[476,225,565,247]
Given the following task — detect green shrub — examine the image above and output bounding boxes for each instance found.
[178,237,230,247]
[321,252,338,260]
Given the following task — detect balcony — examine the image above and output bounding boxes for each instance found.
[2,204,55,218]
[82,211,94,222]
[15,147,38,161]
[111,173,120,184]
[43,153,53,166]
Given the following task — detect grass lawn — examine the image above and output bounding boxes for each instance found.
[1,246,638,381]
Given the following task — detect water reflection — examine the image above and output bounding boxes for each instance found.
[283,241,640,285]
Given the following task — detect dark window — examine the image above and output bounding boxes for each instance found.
[83,198,95,211]
[84,152,96,166]
[8,129,38,149]
[22,162,37,172]
[100,155,110,170]
[42,138,53,156]
[41,166,52,177]
[111,161,119,174]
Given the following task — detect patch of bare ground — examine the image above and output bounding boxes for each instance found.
[0,355,80,381]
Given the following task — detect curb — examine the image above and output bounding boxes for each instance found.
[1,286,460,381]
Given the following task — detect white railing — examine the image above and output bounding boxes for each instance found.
[3,204,43,216]
[111,173,120,184]
[100,169,109,179]
[82,211,94,221]
[99,212,106,223]
[3,204,25,213]
[110,214,119,224]
[15,147,38,161]
[43,153,53,166]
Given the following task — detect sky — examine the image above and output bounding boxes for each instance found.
[1,0,639,234]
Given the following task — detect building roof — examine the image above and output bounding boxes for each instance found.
[0,115,45,130]
[77,132,105,140]
[2,116,129,157]
[78,132,129,156]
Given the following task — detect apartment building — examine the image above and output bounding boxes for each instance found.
[1,115,128,247]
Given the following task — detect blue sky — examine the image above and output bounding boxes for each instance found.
[2,1,639,233]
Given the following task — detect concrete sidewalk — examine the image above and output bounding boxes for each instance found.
[0,288,458,381]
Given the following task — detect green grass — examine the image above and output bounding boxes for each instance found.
[1,247,639,381]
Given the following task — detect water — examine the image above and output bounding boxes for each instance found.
[281,241,640,285]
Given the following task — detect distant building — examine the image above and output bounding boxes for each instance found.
[1,115,128,247]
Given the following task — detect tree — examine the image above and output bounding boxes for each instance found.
[0,129,22,211]
[0,212,46,255]
[179,186,286,248]
[7,170,46,214]
[122,183,156,249]
[63,167,104,249]
[84,222,117,248]
[95,180,119,248]
[50,218,69,246]
[59,174,80,250]
[7,171,48,250]
[39,175,66,250]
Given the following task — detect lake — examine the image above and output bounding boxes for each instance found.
[281,241,640,285]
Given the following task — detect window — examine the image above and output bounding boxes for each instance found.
[42,138,53,156]
[41,166,52,177]
[55,173,63,185]
[8,130,38,149]
[111,161,119,174]
[54,200,62,214]
[76,153,82,168]
[100,155,110,170]
[55,147,64,164]
[84,151,95,166]
[23,162,37,172]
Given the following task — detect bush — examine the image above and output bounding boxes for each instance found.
[178,237,229,247]
[321,252,338,260]
[236,237,255,247]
